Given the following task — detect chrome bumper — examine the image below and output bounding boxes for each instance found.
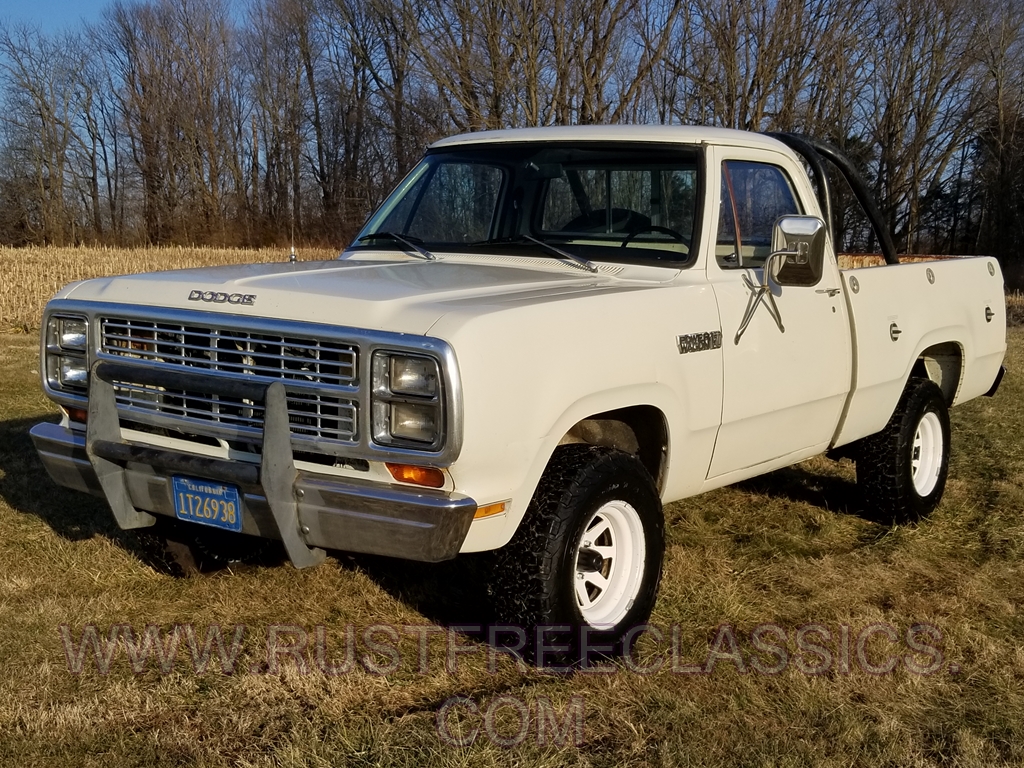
[30,362,476,565]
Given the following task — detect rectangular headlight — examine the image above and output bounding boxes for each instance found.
[389,356,438,397]
[389,402,439,443]
[58,356,89,387]
[373,353,438,397]
[58,317,88,351]
[372,399,442,447]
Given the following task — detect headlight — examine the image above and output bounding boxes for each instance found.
[45,313,89,394]
[58,356,89,387]
[389,402,439,443]
[371,352,443,449]
[58,317,88,351]
[389,356,438,397]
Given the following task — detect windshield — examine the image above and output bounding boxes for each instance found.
[351,142,702,267]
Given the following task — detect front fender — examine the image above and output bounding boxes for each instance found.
[458,382,717,552]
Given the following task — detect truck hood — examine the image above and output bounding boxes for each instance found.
[61,253,678,335]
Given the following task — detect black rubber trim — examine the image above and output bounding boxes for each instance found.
[984,365,1005,398]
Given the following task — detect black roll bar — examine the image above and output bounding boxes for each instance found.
[765,132,899,265]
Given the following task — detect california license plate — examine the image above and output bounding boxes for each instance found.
[172,476,243,532]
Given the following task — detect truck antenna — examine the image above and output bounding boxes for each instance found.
[289,196,297,263]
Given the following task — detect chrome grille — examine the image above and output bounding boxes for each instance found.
[100,318,356,384]
[100,317,359,445]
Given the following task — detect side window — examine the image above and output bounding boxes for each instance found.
[716,161,801,268]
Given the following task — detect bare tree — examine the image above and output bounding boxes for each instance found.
[0,24,94,243]
[862,0,982,252]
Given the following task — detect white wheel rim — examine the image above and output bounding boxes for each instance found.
[573,500,646,629]
[911,411,943,496]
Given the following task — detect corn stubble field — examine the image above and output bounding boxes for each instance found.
[0,245,341,332]
[1,247,1024,767]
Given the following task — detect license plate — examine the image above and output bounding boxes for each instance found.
[172,476,243,532]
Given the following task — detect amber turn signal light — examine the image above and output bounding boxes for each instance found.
[385,463,445,489]
[473,501,510,520]
[66,407,88,424]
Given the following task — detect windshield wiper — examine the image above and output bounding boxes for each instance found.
[358,231,436,261]
[520,235,599,273]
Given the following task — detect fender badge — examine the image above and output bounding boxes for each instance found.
[188,290,256,306]
[677,331,723,354]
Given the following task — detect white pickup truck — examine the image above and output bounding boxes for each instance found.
[31,126,1006,659]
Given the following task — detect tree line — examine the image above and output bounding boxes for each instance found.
[1,0,1023,281]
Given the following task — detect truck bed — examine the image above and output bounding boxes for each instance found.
[833,256,1006,448]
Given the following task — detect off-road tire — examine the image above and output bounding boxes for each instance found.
[488,444,665,668]
[856,377,950,524]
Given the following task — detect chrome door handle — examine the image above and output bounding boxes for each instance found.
[816,288,841,297]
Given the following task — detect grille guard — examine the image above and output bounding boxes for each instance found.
[86,360,327,568]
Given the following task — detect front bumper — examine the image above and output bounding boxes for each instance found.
[30,363,477,565]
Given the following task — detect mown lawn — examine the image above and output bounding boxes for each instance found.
[0,324,1022,767]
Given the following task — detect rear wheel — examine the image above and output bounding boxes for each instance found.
[489,444,665,667]
[856,378,950,523]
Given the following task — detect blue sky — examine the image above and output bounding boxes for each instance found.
[1,0,111,33]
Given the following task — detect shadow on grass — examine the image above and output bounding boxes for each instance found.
[0,413,494,629]
[733,461,888,522]
[339,551,497,628]
[0,413,121,542]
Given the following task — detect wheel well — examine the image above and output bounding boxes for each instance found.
[910,342,963,405]
[557,406,668,491]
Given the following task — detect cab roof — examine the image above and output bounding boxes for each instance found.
[429,124,791,152]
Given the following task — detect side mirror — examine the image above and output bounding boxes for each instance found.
[766,215,827,287]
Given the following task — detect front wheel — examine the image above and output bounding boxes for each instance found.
[488,445,665,667]
[856,378,951,523]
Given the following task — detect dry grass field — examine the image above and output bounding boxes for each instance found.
[0,246,340,332]
[0,249,1023,766]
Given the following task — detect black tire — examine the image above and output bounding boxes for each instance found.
[488,444,665,668]
[134,517,279,576]
[856,377,951,524]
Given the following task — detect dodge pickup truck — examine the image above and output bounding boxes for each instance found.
[30,126,1006,660]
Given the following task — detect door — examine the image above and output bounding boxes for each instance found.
[706,148,852,480]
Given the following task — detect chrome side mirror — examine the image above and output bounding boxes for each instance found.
[766,215,827,287]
